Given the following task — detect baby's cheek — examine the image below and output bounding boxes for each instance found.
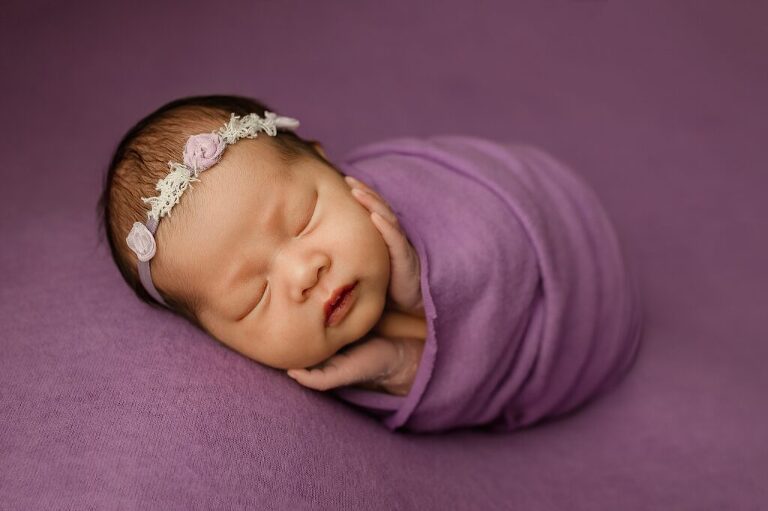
[252,325,330,370]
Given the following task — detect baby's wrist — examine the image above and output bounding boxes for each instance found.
[380,337,425,397]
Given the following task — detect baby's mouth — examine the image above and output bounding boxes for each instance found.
[324,281,358,327]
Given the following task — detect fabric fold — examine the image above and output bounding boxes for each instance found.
[331,135,644,433]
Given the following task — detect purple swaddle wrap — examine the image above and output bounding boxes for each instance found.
[331,135,644,433]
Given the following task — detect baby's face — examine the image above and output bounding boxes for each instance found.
[154,137,391,370]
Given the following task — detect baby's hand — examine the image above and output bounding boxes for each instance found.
[286,335,425,397]
[345,176,424,317]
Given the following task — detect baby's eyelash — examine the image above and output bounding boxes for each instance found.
[257,280,268,305]
[298,190,318,235]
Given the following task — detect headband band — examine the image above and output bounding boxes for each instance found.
[125,111,300,307]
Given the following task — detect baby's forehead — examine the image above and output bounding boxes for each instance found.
[207,138,299,191]
[226,136,289,172]
[160,139,296,261]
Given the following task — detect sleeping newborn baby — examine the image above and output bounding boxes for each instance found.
[100,94,644,433]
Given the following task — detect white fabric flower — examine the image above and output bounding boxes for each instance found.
[126,222,157,262]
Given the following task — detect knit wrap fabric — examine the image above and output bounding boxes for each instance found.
[332,135,644,433]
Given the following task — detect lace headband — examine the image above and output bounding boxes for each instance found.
[125,111,301,307]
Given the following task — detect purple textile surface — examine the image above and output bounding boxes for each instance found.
[332,136,643,433]
[1,1,767,510]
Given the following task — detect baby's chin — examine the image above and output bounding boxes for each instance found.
[322,297,387,362]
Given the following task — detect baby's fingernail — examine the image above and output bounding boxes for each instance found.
[345,176,358,186]
[287,370,298,379]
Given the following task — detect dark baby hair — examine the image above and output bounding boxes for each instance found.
[96,94,324,331]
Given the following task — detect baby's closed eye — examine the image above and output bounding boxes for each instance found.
[296,190,318,236]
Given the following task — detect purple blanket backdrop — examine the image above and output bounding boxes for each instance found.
[1,1,766,509]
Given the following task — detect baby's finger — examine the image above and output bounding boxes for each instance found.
[287,337,396,391]
[345,176,393,210]
[344,175,382,199]
[351,188,399,225]
[287,360,348,391]
[371,211,416,264]
[287,353,365,391]
[371,211,423,314]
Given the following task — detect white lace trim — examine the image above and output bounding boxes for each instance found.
[141,111,300,222]
[142,162,200,221]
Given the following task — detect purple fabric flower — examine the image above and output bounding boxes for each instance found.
[183,132,226,172]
